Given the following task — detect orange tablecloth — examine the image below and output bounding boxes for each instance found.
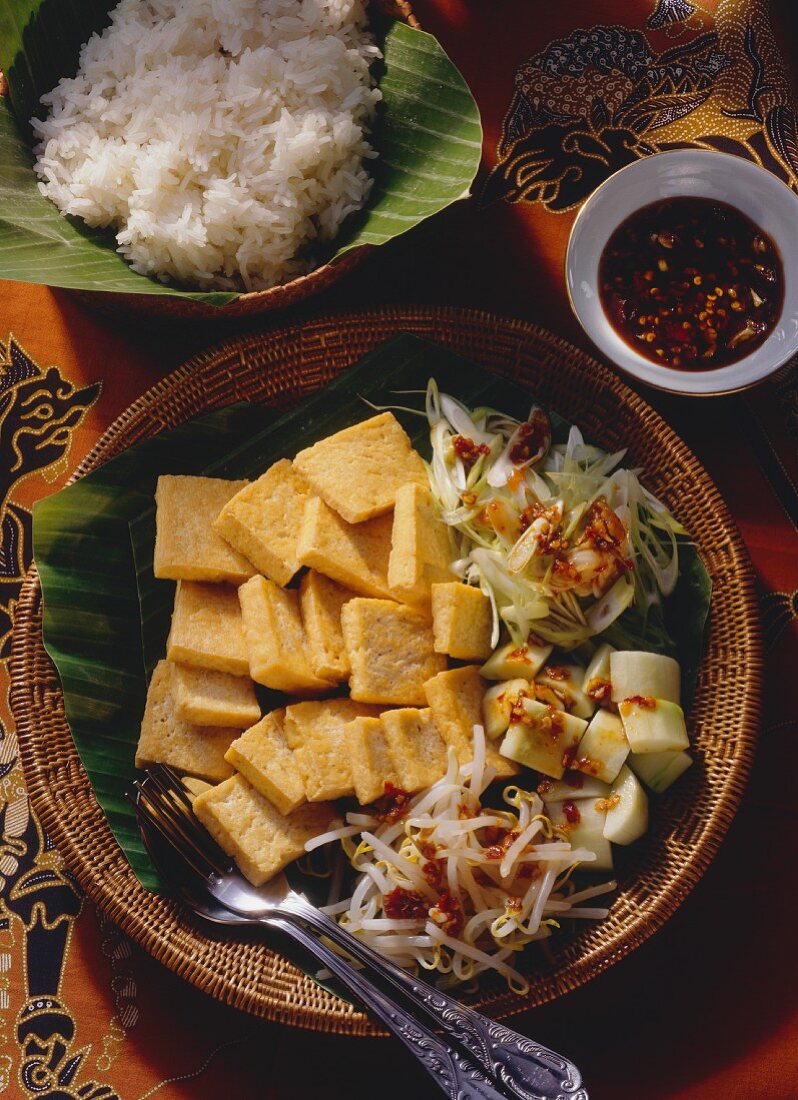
[1,1,798,1097]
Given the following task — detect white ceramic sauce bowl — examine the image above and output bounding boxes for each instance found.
[566,150,798,395]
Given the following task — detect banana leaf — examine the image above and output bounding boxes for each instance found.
[0,5,482,304]
[34,334,712,894]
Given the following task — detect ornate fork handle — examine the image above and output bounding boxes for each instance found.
[267,914,514,1100]
[282,896,588,1100]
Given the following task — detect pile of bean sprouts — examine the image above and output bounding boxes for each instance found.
[305,726,616,992]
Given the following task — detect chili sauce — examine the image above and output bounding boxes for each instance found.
[598,197,783,370]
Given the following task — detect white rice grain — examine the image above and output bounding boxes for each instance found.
[32,0,381,290]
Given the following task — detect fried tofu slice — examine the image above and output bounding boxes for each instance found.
[154,475,255,584]
[193,774,335,887]
[341,598,446,706]
[293,412,427,524]
[347,716,401,805]
[431,583,493,661]
[213,459,311,587]
[388,483,453,604]
[423,665,519,779]
[299,571,354,682]
[172,663,260,728]
[135,661,236,782]
[380,708,448,793]
[283,698,382,802]
[238,575,333,695]
[224,709,305,815]
[167,581,250,677]
[296,496,397,599]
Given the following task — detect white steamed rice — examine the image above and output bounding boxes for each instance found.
[32,0,381,291]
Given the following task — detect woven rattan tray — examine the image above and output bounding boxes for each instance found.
[10,306,762,1034]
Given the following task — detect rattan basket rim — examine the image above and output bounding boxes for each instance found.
[10,305,762,1035]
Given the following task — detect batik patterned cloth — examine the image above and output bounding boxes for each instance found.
[0,0,797,1096]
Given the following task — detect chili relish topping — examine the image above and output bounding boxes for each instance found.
[599,197,783,370]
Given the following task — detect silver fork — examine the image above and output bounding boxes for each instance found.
[131,765,588,1100]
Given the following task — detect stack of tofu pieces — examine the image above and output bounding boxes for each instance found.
[136,413,518,886]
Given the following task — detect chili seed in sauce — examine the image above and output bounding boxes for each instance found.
[598,197,783,370]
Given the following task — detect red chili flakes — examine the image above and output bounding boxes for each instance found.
[595,794,621,813]
[372,782,412,824]
[626,695,657,709]
[544,665,570,681]
[505,896,523,914]
[453,435,490,473]
[561,743,578,770]
[574,755,601,777]
[434,891,464,936]
[484,830,519,860]
[536,776,553,796]
[508,412,550,464]
[417,838,438,861]
[422,860,443,888]
[383,887,428,920]
[585,677,613,705]
[562,800,581,825]
[508,646,533,665]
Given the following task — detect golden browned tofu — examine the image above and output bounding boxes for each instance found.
[299,570,354,682]
[347,716,401,805]
[380,707,448,793]
[423,665,519,779]
[135,661,236,782]
[238,575,333,695]
[342,598,446,706]
[154,475,255,584]
[172,663,260,728]
[294,412,427,524]
[193,774,335,887]
[388,483,453,604]
[296,496,397,599]
[225,709,305,815]
[283,698,381,802]
[213,459,311,587]
[167,581,250,677]
[431,583,493,661]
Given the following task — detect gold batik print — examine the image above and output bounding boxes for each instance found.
[483,0,798,211]
[0,336,124,1098]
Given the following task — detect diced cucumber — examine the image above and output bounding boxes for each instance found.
[482,678,529,739]
[601,765,648,845]
[628,749,693,793]
[537,774,611,802]
[544,799,613,872]
[535,663,594,719]
[610,651,680,705]
[499,698,588,779]
[573,709,629,784]
[618,698,689,754]
[581,642,615,705]
[481,640,553,681]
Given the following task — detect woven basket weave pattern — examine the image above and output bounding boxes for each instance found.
[10,307,762,1035]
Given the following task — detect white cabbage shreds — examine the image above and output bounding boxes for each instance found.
[31,0,381,291]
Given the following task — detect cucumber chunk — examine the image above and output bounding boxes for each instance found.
[610,651,680,704]
[481,640,553,681]
[544,799,613,872]
[581,642,615,706]
[499,698,588,779]
[618,697,689,754]
[601,765,648,845]
[537,774,611,802]
[535,663,594,719]
[573,709,629,784]
[482,678,529,739]
[628,749,693,793]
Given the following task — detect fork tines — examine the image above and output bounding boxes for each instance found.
[129,765,233,880]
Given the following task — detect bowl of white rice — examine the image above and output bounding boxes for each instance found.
[0,0,481,319]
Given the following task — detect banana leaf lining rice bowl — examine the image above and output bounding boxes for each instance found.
[0,1,482,320]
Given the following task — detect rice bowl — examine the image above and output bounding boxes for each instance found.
[32,0,381,291]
